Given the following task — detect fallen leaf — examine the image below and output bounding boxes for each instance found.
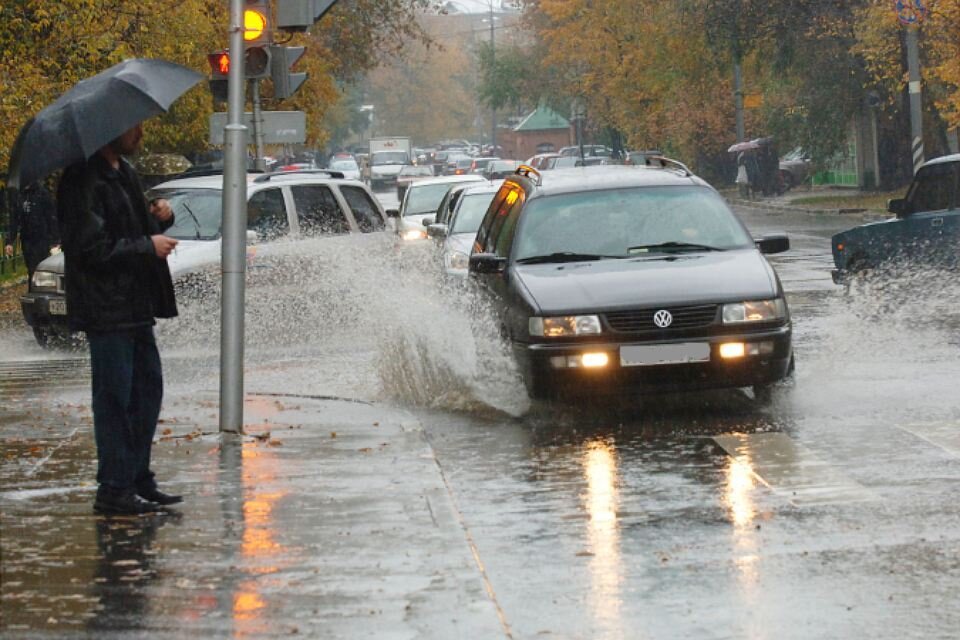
[162,428,172,436]
[330,432,337,439]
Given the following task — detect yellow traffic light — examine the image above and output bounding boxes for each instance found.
[244,8,267,42]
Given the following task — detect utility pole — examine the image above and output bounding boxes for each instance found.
[905,26,924,173]
[733,61,745,143]
[489,0,496,152]
[251,79,266,171]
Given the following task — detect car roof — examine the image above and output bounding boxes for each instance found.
[408,174,486,187]
[510,165,707,198]
[923,153,960,167]
[459,180,504,196]
[152,172,363,191]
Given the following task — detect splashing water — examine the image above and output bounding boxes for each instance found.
[159,233,529,416]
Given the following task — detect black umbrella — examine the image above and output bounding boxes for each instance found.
[6,58,203,190]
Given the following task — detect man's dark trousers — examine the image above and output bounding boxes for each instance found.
[88,326,163,495]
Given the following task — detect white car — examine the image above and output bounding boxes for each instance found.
[21,170,388,345]
[328,158,362,181]
[387,174,486,242]
[431,181,503,277]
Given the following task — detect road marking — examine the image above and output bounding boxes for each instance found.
[713,432,874,506]
[897,422,960,458]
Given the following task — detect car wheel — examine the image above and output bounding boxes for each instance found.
[780,170,794,191]
[32,326,51,347]
[753,353,795,403]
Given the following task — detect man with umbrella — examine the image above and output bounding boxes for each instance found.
[4,181,60,279]
[8,59,203,515]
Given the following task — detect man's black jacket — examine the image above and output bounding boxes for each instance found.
[58,155,178,332]
[7,183,59,247]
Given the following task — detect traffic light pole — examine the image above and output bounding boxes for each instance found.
[220,0,248,434]
[906,25,924,174]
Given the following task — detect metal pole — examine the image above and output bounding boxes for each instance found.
[906,26,924,174]
[733,62,745,143]
[251,79,266,172]
[489,1,496,152]
[220,0,248,434]
[871,107,881,189]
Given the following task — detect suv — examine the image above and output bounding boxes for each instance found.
[468,163,794,399]
[21,170,387,345]
[832,153,960,283]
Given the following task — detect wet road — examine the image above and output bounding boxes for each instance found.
[3,200,960,637]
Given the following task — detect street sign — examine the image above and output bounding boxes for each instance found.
[894,0,927,25]
[743,94,763,109]
[209,111,306,145]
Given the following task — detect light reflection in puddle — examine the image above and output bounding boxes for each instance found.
[582,439,626,639]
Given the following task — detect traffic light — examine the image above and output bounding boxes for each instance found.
[270,45,307,99]
[243,0,272,47]
[208,50,231,79]
[207,48,271,80]
[277,0,338,32]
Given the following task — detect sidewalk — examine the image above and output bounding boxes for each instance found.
[0,393,507,638]
[720,185,890,222]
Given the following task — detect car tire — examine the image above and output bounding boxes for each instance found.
[752,353,795,403]
[780,170,794,191]
[32,326,51,348]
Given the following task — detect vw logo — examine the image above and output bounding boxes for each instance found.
[653,310,673,328]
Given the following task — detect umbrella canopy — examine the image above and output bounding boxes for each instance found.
[6,58,203,190]
[728,141,760,153]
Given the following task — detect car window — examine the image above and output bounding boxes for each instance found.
[906,162,958,214]
[340,185,385,232]
[247,188,289,240]
[451,192,496,235]
[404,182,477,216]
[513,186,753,261]
[482,186,525,256]
[290,185,350,235]
[150,188,223,240]
[330,160,359,171]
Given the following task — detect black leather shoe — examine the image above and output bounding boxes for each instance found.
[137,488,183,505]
[94,492,162,515]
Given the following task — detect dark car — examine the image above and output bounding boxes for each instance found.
[831,153,960,284]
[778,147,813,191]
[468,163,794,399]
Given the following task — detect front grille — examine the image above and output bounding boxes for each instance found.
[604,304,719,333]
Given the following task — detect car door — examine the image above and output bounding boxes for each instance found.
[247,187,289,241]
[899,161,960,267]
[289,185,352,236]
[474,184,527,338]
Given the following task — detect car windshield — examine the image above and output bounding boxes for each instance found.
[372,151,408,165]
[513,186,753,262]
[451,192,495,234]
[149,188,223,240]
[330,159,358,171]
[404,181,475,215]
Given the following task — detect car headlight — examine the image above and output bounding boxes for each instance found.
[32,270,58,291]
[444,250,469,271]
[529,315,602,337]
[722,299,786,324]
[402,228,427,241]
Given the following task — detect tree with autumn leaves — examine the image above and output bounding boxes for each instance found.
[0,0,439,172]
[487,0,959,185]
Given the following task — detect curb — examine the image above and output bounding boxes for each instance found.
[725,196,889,223]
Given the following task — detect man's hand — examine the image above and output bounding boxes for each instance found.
[149,198,173,223]
[151,235,178,258]
[4,244,12,258]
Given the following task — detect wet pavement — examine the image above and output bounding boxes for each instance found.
[3,199,960,638]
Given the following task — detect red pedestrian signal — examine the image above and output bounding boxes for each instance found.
[208,51,230,79]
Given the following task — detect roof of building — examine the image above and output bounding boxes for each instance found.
[513,106,570,132]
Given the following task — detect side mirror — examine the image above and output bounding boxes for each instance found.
[246,230,259,245]
[755,234,789,254]
[887,197,907,217]
[469,252,507,274]
[385,208,400,218]
[421,217,435,227]
[426,223,448,239]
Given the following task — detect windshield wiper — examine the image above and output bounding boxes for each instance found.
[627,241,723,253]
[181,202,203,240]
[516,252,620,265]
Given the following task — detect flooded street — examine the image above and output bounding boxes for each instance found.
[3,201,960,638]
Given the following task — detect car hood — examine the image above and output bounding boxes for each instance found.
[167,239,223,278]
[443,233,475,255]
[514,249,779,315]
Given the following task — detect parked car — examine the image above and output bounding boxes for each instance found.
[483,160,522,180]
[831,153,960,284]
[779,147,813,190]
[21,170,388,346]
[468,163,794,400]
[386,174,486,242]
[429,181,502,277]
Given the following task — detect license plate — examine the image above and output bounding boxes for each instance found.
[620,343,710,367]
[48,299,67,315]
